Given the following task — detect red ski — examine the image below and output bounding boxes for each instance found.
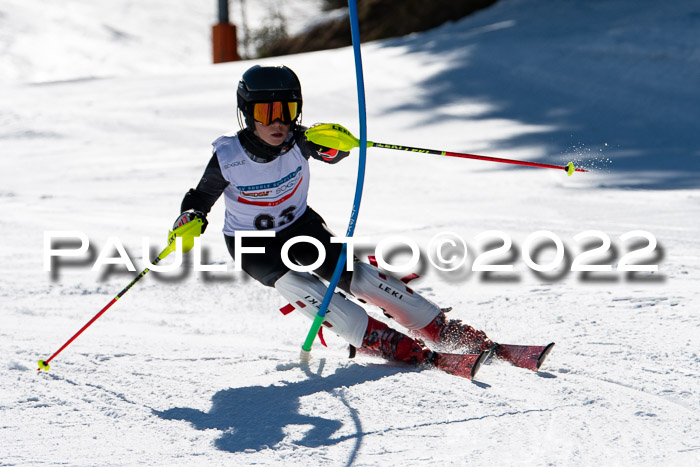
[433,350,490,380]
[493,343,555,371]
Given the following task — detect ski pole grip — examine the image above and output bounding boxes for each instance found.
[305,123,360,152]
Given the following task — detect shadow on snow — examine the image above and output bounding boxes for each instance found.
[153,361,407,457]
[376,3,700,190]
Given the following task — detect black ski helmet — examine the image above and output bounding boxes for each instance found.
[237,65,302,129]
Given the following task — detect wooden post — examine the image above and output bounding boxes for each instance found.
[212,22,239,63]
[213,0,239,63]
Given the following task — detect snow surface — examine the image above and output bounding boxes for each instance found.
[0,0,327,83]
[2,0,700,465]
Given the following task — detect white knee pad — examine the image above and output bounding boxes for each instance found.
[275,271,368,347]
[349,261,440,330]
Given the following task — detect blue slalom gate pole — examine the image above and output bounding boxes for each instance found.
[300,0,367,361]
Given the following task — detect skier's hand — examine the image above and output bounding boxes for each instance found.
[317,145,341,162]
[173,210,208,234]
[302,123,351,164]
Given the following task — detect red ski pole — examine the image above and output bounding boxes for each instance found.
[37,256,162,371]
[372,142,585,174]
[306,123,586,175]
[37,219,203,371]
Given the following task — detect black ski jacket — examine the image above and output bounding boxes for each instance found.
[180,126,350,215]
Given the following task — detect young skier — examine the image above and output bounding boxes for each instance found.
[173,65,537,373]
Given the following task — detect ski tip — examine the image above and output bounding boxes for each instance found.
[470,349,490,379]
[536,342,555,371]
[37,360,50,372]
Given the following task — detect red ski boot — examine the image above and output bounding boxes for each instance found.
[358,316,490,379]
[414,310,554,371]
[358,316,434,365]
[356,316,489,380]
[414,309,494,353]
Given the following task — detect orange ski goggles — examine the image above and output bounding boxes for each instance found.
[252,101,300,126]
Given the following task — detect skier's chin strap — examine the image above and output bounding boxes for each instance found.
[238,127,297,162]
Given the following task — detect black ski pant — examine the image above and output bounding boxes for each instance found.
[224,206,353,290]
